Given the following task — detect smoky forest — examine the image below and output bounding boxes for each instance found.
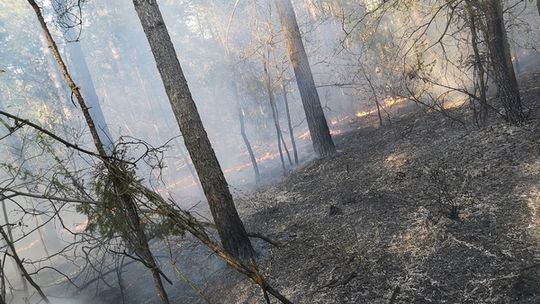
[0,0,539,303]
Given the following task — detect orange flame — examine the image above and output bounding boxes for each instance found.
[356,96,409,117]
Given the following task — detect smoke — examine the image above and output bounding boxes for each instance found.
[0,0,539,303]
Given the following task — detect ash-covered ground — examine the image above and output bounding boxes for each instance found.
[208,73,540,304]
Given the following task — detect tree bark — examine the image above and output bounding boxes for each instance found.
[275,0,336,158]
[132,0,255,262]
[483,0,525,125]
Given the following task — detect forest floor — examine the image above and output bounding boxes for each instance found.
[207,73,540,304]
[69,72,540,304]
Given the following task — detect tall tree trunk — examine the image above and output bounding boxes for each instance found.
[237,106,261,183]
[65,41,115,151]
[483,0,525,124]
[275,0,336,158]
[132,0,255,262]
[267,45,294,168]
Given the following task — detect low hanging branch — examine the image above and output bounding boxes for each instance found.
[0,110,103,160]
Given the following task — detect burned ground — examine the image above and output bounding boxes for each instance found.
[211,77,540,303]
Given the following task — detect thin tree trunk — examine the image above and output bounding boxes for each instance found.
[483,0,525,124]
[27,0,106,156]
[116,255,127,304]
[263,59,287,174]
[281,82,299,165]
[275,0,336,158]
[132,0,255,262]
[361,66,383,127]
[238,106,260,183]
[0,276,5,304]
[0,257,6,304]
[266,48,293,167]
[34,213,50,257]
[229,73,260,184]
[279,125,294,167]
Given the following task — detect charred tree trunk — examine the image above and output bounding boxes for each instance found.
[275,0,336,158]
[0,261,5,304]
[483,0,525,124]
[279,126,294,167]
[132,0,255,262]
